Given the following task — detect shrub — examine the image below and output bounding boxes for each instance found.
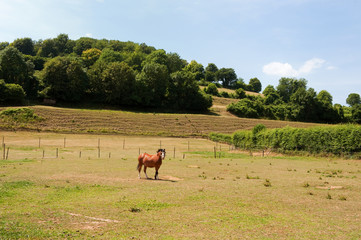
[0,108,43,123]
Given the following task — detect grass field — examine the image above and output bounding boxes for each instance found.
[0,103,322,137]
[1,132,360,239]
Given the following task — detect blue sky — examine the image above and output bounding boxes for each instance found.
[1,0,360,105]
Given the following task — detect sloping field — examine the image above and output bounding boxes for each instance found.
[0,104,322,137]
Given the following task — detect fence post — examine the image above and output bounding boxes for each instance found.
[64,137,66,148]
[56,148,58,158]
[173,147,175,158]
[79,151,82,158]
[6,147,9,160]
[188,141,190,151]
[43,150,45,159]
[214,146,216,158]
[38,137,41,148]
[2,144,5,160]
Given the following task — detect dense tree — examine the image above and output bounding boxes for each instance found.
[53,33,74,55]
[136,62,169,107]
[351,104,361,123]
[277,78,307,102]
[73,37,96,55]
[0,79,26,104]
[0,47,28,85]
[166,52,187,73]
[37,39,57,57]
[346,93,361,107]
[205,63,218,82]
[317,90,333,107]
[247,78,262,93]
[41,56,88,102]
[168,70,212,111]
[11,38,34,55]
[184,60,204,81]
[0,42,9,51]
[101,62,136,105]
[81,48,102,67]
[217,68,237,88]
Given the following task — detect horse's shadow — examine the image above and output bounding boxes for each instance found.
[142,178,177,183]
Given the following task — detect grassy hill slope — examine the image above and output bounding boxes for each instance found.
[1,102,322,137]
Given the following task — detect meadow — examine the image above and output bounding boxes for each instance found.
[1,131,360,239]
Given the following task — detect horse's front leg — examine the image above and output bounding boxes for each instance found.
[155,166,159,180]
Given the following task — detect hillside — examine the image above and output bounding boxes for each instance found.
[0,103,322,137]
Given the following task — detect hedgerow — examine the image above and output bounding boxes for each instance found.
[231,124,361,155]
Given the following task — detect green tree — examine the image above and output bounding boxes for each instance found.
[235,88,246,99]
[184,60,204,81]
[54,33,74,55]
[204,83,219,96]
[205,63,218,82]
[0,80,26,105]
[166,52,187,73]
[41,56,88,102]
[0,47,28,85]
[167,70,212,110]
[0,42,9,51]
[317,90,333,107]
[73,37,96,55]
[37,39,57,57]
[11,38,34,56]
[346,93,361,107]
[277,78,307,103]
[247,78,262,93]
[82,48,102,67]
[136,62,169,107]
[351,104,361,123]
[217,68,237,88]
[101,62,136,105]
[98,48,124,63]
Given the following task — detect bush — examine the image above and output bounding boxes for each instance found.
[230,125,361,155]
[0,80,26,105]
[209,132,232,144]
[204,83,219,96]
[0,107,43,122]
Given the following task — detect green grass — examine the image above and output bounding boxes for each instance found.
[0,132,360,239]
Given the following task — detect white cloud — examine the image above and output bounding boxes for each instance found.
[263,58,326,77]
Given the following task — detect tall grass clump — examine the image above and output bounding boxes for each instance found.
[0,108,43,123]
[231,124,361,156]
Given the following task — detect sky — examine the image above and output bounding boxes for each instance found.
[1,0,360,105]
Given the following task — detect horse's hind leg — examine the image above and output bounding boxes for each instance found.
[137,163,142,179]
[143,166,149,179]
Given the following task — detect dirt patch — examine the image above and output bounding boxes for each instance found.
[161,175,183,181]
[316,186,343,190]
[187,165,200,168]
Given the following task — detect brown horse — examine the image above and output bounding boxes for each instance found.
[137,149,166,180]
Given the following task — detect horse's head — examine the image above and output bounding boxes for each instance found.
[157,149,166,159]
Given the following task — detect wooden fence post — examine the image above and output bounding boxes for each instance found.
[6,147,9,160]
[2,144,5,160]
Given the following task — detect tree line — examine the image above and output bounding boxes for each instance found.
[0,34,254,111]
[204,78,360,124]
[0,34,360,123]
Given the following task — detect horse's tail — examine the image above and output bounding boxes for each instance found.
[137,153,144,170]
